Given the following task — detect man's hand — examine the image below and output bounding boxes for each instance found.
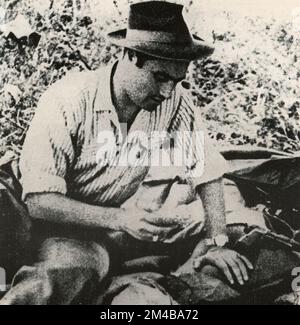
[120,209,181,242]
[193,247,253,285]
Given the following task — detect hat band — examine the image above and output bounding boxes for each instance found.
[126,29,191,45]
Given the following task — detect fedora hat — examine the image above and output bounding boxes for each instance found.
[107,1,214,61]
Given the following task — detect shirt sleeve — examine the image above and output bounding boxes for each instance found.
[172,89,229,188]
[19,84,76,200]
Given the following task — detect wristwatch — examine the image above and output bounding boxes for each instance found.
[205,234,229,248]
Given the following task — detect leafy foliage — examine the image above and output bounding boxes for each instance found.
[189,15,300,153]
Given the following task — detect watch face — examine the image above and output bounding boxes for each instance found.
[215,235,229,247]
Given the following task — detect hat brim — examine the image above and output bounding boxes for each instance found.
[107,29,214,61]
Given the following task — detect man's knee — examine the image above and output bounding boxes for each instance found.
[38,237,110,279]
[0,238,112,304]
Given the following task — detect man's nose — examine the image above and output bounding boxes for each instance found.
[159,80,175,100]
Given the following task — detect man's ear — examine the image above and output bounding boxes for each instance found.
[131,53,138,66]
[123,49,140,67]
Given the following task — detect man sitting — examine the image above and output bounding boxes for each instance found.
[0,1,257,304]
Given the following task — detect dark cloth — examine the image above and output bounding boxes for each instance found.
[175,244,299,304]
[0,160,31,283]
[224,155,300,211]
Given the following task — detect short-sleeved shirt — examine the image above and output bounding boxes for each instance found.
[20,61,228,207]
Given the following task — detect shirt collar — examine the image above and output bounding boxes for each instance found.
[94,60,119,126]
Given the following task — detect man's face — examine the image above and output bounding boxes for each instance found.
[125,57,189,111]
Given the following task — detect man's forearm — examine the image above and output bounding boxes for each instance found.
[173,178,227,274]
[196,177,227,237]
[25,193,123,232]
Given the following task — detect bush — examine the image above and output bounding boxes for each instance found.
[187,12,300,152]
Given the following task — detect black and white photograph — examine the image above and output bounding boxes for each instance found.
[0,0,300,306]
